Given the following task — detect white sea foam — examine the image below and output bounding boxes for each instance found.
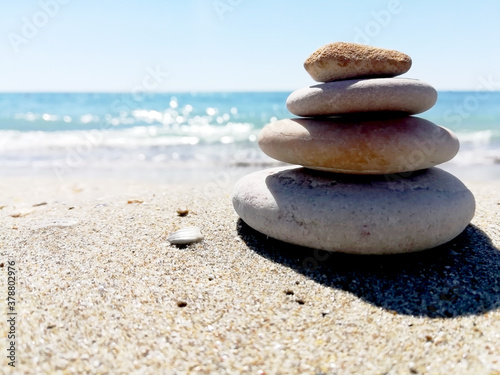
[443,130,500,167]
[1,91,499,180]
[456,130,494,146]
[0,121,257,152]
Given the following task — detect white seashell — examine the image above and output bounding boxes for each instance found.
[167,226,204,245]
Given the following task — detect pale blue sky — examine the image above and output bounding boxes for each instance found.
[1,0,499,92]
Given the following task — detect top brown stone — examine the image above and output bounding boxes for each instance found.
[304,42,412,82]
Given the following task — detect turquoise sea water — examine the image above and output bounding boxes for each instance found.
[0,92,499,181]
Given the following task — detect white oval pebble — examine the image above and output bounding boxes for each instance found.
[286,78,437,116]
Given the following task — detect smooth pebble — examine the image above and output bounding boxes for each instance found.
[304,42,412,82]
[258,117,459,174]
[286,78,437,116]
[232,166,475,254]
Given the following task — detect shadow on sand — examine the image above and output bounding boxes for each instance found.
[237,220,500,318]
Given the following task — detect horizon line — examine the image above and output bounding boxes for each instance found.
[1,89,499,94]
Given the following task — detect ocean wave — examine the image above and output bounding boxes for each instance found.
[448,130,500,166]
[0,122,259,152]
[0,92,290,132]
[1,120,499,172]
[448,149,500,167]
[455,130,497,146]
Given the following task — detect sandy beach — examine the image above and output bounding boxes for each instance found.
[1,173,499,374]
[3,0,500,373]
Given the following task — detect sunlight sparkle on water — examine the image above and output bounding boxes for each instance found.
[43,114,59,121]
[220,136,234,144]
[206,107,217,116]
[181,137,199,145]
[80,114,98,124]
[183,104,193,115]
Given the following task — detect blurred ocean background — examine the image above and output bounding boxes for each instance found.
[0,91,499,182]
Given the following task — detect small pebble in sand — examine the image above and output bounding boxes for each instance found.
[10,211,32,218]
[127,199,144,204]
[176,208,189,217]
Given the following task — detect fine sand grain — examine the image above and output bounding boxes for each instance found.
[0,175,499,374]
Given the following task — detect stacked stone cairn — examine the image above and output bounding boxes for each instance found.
[233,42,475,255]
